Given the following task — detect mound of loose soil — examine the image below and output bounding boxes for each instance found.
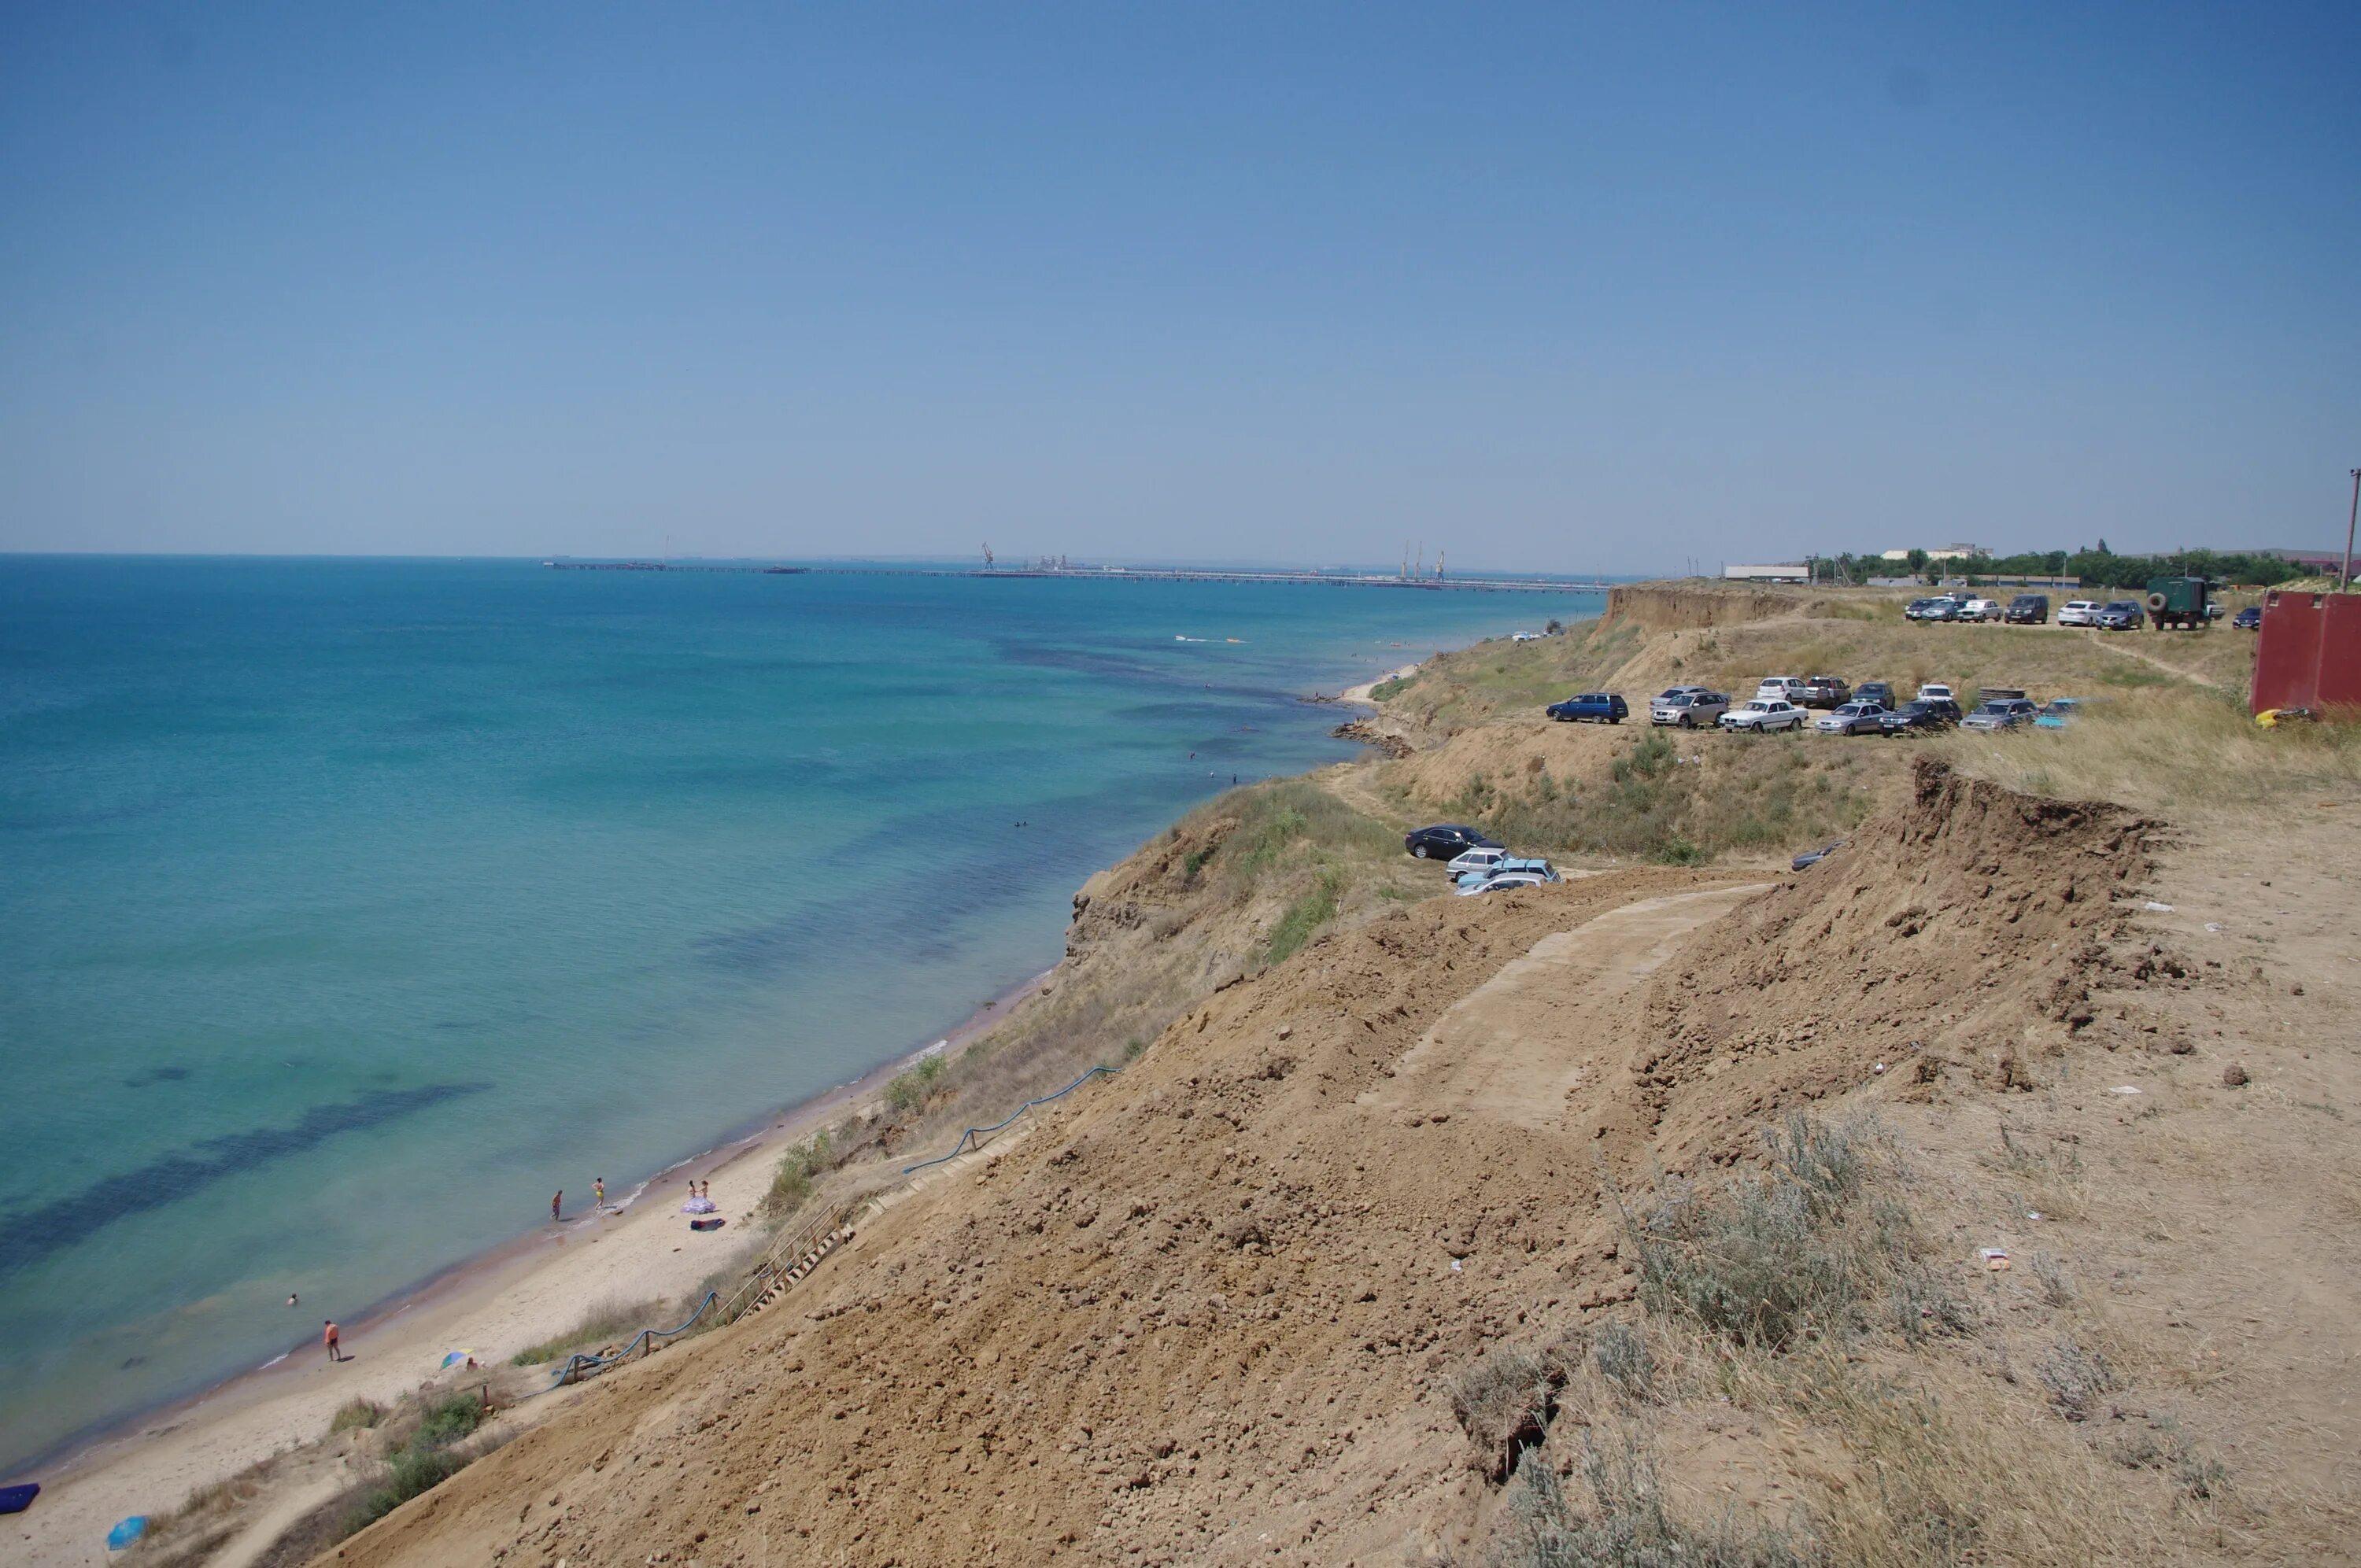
[1634,759,2157,1163]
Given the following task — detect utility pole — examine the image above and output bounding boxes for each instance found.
[2344,468,2359,592]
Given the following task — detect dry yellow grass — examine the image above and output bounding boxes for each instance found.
[1933,684,2361,821]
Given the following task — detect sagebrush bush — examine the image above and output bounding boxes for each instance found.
[1592,1323,1654,1400]
[1487,1427,1810,1568]
[1620,1116,1927,1351]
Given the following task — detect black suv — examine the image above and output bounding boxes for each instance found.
[1854,681,1897,709]
[1404,824,1500,860]
[1880,699,1962,734]
[2004,594,2049,624]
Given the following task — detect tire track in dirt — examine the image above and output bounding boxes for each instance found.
[1359,885,1768,1131]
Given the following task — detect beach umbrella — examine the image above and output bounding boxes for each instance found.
[439,1349,477,1369]
[107,1515,150,1550]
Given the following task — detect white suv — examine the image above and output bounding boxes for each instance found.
[2057,600,2101,626]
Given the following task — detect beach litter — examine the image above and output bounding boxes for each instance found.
[108,1515,150,1551]
[2144,901,2175,913]
[2107,1085,2142,1095]
[1979,1248,2011,1272]
[2205,922,2223,932]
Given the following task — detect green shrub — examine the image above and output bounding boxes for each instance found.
[327,1398,383,1434]
[1655,837,1708,866]
[348,1444,471,1533]
[1265,871,1342,965]
[885,1069,926,1113]
[412,1391,483,1449]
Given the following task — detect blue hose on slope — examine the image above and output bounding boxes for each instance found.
[900,1065,1121,1175]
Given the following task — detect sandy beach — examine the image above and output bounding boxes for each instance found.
[12,972,1046,1567]
[1338,662,1423,705]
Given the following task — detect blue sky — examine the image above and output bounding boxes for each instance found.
[2,2,2355,570]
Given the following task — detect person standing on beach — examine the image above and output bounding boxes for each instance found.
[323,1320,341,1362]
[551,1190,562,1223]
[593,1177,604,1208]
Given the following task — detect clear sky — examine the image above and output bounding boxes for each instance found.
[2,3,2355,570]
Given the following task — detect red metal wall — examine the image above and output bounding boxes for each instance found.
[2250,590,2361,714]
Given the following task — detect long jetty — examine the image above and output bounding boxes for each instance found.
[541,561,1617,593]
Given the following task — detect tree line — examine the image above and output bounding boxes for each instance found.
[1802,542,2313,589]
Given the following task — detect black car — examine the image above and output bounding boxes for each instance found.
[1404,823,1500,860]
[1854,681,1897,710]
[1880,699,1961,734]
[2233,606,2261,630]
[2004,594,2050,624]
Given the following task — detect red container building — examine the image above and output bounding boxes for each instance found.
[2250,589,2361,715]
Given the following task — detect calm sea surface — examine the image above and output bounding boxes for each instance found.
[0,556,1602,1468]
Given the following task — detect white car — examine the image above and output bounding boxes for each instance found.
[1446,846,1509,880]
[1960,598,2001,622]
[1753,677,1809,703]
[1915,682,1956,704]
[2056,600,2101,626]
[1719,699,1806,732]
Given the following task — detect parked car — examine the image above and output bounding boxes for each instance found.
[1457,871,1550,897]
[1655,684,1713,699]
[1454,854,1561,889]
[1961,698,2041,732]
[1915,682,1956,704]
[1405,824,1498,859]
[1754,677,1809,703]
[1546,692,1628,724]
[1799,676,1852,708]
[1959,598,2001,623]
[2232,606,2262,630]
[1905,596,1960,622]
[1792,840,1844,871]
[1719,699,1807,732]
[1854,681,1897,709]
[1814,700,1889,735]
[2004,594,2051,624]
[2095,600,2145,631]
[1880,699,1960,734]
[2057,600,2101,626]
[2034,698,2082,729]
[1446,846,1509,880]
[1650,690,1730,728]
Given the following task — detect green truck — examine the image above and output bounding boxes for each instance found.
[2143,576,2211,631]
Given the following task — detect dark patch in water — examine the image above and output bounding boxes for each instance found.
[123,1064,192,1088]
[0,1083,486,1278]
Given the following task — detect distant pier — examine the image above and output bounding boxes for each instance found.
[541,561,1616,594]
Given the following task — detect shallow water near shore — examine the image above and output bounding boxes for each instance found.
[0,556,1601,1471]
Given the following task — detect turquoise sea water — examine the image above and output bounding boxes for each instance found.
[0,556,1601,1470]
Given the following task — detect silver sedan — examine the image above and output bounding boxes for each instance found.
[1813,700,1888,735]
